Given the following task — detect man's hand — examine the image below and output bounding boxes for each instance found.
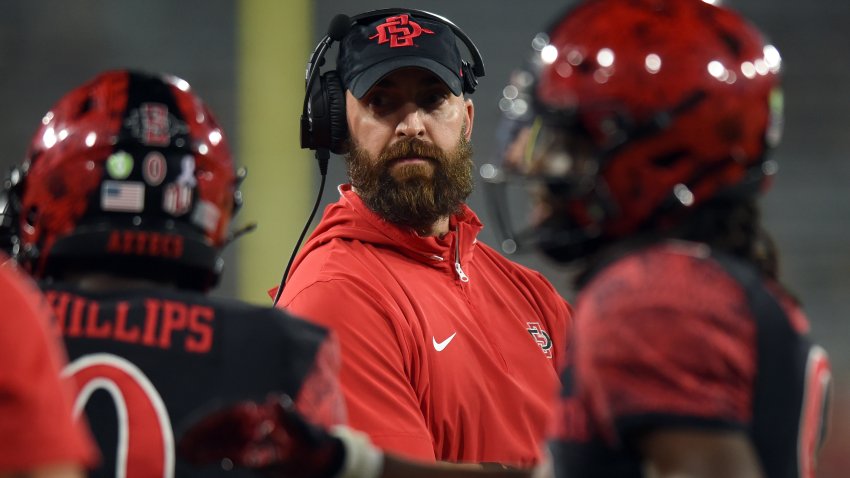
[177,394,346,478]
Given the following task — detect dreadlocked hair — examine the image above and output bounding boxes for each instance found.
[670,197,779,280]
[574,196,781,289]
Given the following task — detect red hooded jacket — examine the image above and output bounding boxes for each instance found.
[275,185,571,466]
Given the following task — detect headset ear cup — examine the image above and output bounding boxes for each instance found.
[304,72,328,150]
[461,61,478,94]
[304,70,347,153]
[323,71,349,154]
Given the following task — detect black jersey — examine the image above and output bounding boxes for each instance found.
[551,242,832,478]
[43,283,344,478]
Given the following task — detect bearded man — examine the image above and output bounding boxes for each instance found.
[276,9,571,468]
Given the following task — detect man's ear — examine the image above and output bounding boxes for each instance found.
[464,98,474,140]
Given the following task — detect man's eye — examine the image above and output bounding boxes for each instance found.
[368,93,396,109]
[421,92,447,108]
[369,94,386,107]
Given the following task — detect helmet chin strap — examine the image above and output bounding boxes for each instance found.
[224,222,257,247]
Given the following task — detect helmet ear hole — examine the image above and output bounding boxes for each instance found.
[77,95,94,118]
[24,207,38,228]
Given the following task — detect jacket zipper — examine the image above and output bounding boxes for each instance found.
[454,230,469,283]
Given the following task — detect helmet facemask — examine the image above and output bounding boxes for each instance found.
[484,0,783,265]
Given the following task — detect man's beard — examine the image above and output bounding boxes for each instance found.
[345,131,474,234]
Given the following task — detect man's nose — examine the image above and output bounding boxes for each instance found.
[395,105,426,139]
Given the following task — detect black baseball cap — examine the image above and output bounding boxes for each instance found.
[338,12,465,99]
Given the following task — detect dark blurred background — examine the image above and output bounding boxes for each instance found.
[2,0,847,474]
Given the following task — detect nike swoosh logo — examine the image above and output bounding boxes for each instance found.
[432,332,457,352]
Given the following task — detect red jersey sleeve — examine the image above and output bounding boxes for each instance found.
[282,279,436,461]
[574,246,757,447]
[0,263,98,471]
[293,332,347,428]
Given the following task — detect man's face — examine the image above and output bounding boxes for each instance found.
[345,68,475,233]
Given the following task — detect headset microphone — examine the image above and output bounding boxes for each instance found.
[328,14,352,41]
[303,14,351,92]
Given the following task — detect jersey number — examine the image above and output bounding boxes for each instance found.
[799,345,831,478]
[64,353,175,478]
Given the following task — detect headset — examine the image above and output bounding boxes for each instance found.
[274,9,486,306]
[299,8,487,156]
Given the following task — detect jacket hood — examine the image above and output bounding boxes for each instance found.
[291,184,483,276]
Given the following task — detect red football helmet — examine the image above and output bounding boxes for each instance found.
[7,70,243,289]
[501,0,783,262]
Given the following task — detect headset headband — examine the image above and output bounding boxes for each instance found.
[300,8,485,151]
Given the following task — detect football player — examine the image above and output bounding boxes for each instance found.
[2,70,345,478]
[494,0,833,476]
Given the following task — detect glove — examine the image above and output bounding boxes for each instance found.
[177,394,346,478]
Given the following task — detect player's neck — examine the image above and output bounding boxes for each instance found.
[62,272,175,292]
